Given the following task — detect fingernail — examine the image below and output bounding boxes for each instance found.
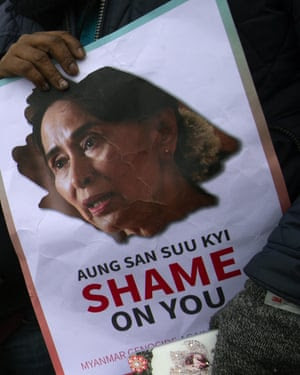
[77,47,85,58]
[58,79,69,90]
[69,62,78,75]
[41,82,50,91]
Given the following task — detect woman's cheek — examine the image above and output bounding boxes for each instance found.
[93,143,120,164]
[55,177,72,202]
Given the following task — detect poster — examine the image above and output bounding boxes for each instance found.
[0,0,289,374]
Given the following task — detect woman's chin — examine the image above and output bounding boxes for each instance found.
[87,215,159,238]
[85,209,129,234]
[90,217,122,235]
[82,204,172,238]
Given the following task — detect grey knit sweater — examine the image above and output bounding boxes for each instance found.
[210,280,300,374]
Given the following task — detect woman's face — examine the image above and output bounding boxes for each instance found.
[41,100,175,235]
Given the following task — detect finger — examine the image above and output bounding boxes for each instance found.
[24,31,85,76]
[48,31,86,60]
[19,33,79,79]
[11,44,70,90]
[0,32,84,89]
[0,53,52,90]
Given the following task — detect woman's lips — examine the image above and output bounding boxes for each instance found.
[83,192,114,216]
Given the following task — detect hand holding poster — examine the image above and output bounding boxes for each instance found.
[0,0,289,374]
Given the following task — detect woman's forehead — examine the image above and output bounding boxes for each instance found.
[40,99,149,148]
[46,99,82,116]
[42,100,94,131]
[41,100,93,147]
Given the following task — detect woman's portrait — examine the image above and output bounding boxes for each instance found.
[13,66,239,240]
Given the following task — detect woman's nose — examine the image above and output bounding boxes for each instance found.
[70,156,95,188]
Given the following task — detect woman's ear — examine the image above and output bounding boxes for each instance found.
[154,107,178,158]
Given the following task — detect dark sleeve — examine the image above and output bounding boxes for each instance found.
[244,195,300,305]
[0,0,43,57]
[0,206,31,319]
[102,0,170,37]
[228,0,300,202]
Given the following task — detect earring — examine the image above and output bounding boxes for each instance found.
[164,148,170,154]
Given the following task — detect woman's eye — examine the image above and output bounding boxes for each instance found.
[85,137,95,149]
[82,134,99,151]
[53,157,67,171]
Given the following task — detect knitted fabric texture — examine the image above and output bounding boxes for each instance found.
[209,280,300,374]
